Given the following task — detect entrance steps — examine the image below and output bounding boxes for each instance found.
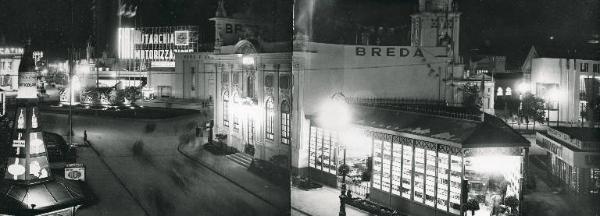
[226,152,253,168]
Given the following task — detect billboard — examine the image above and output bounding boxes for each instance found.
[118,26,198,67]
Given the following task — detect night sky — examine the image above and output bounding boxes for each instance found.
[0,0,598,65]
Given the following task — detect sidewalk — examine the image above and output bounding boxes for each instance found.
[178,138,289,212]
[72,136,147,216]
[292,185,371,216]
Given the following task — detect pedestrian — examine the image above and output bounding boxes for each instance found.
[83,130,87,142]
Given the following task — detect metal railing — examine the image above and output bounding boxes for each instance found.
[346,97,484,122]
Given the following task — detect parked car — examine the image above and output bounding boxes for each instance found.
[43,132,76,166]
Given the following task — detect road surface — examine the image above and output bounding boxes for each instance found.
[40,111,281,216]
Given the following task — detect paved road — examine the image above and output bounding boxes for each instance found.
[40,112,280,216]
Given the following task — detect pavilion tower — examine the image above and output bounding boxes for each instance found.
[1,40,88,215]
[410,0,461,60]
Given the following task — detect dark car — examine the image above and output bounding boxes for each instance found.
[43,132,76,164]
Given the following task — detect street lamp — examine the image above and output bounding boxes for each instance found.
[318,93,352,216]
[517,82,530,127]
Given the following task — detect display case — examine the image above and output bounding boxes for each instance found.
[382,141,392,192]
[425,149,437,207]
[414,147,425,203]
[436,152,450,211]
[309,126,338,174]
[373,139,383,190]
[401,142,413,199]
[391,142,403,196]
[449,154,463,214]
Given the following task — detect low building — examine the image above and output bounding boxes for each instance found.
[535,127,600,196]
[0,45,23,92]
[304,100,529,216]
[523,45,600,126]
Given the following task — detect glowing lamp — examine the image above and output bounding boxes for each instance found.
[318,94,352,131]
[517,82,530,93]
[242,56,255,65]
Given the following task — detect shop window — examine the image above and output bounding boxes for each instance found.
[401,141,413,199]
[281,100,291,144]
[233,72,240,85]
[414,147,426,203]
[382,141,392,192]
[425,149,437,207]
[437,152,450,212]
[505,87,512,96]
[581,63,589,72]
[449,155,463,215]
[391,141,403,196]
[373,139,383,190]
[308,126,337,174]
[593,64,599,73]
[266,97,274,140]
[497,87,503,96]
[223,91,229,127]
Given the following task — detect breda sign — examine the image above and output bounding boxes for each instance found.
[354,46,424,57]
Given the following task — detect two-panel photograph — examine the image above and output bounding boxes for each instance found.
[0,0,598,215]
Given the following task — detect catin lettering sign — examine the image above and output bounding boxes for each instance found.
[355,47,424,57]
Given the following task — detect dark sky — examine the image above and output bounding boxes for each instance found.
[1,0,598,64]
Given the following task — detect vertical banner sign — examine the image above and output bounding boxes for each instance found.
[17,72,38,99]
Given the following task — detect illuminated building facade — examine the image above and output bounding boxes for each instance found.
[536,127,600,196]
[171,0,293,161]
[523,45,600,126]
[0,46,23,91]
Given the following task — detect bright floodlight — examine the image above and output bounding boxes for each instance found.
[517,82,530,93]
[467,155,521,175]
[318,97,351,131]
[548,87,561,101]
[242,56,255,65]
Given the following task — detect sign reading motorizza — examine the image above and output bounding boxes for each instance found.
[118,26,199,64]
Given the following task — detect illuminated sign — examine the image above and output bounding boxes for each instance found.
[174,30,190,46]
[17,71,38,98]
[118,26,198,66]
[0,47,24,56]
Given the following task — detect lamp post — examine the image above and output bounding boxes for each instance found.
[517,82,530,129]
[318,93,351,216]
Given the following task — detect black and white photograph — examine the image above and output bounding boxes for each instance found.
[0,0,598,215]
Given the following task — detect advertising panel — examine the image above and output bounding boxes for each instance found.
[118,26,199,68]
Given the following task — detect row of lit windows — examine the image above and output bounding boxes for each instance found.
[308,126,338,174]
[222,92,291,145]
[372,138,463,214]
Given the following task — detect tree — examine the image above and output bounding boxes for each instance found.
[521,93,545,128]
[464,198,480,216]
[461,82,482,111]
[124,86,142,104]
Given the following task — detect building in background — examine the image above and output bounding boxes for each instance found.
[536,127,600,196]
[524,45,600,126]
[0,45,23,92]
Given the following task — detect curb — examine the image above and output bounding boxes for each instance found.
[85,140,151,216]
[176,142,287,213]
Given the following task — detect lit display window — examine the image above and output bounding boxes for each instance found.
[391,141,403,196]
[437,152,450,211]
[425,149,437,207]
[223,91,229,127]
[308,126,338,174]
[382,141,392,192]
[401,141,413,199]
[414,147,425,203]
[373,139,382,190]
[449,155,463,214]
